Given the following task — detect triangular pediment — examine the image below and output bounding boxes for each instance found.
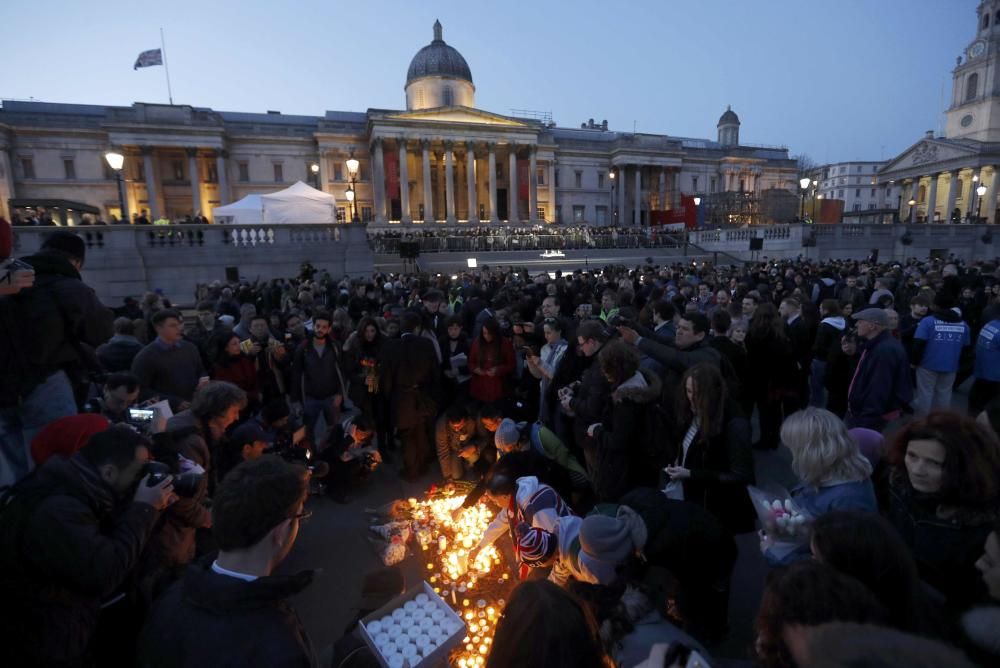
[380,106,532,127]
[881,138,982,174]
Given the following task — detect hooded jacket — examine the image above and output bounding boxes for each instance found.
[591,369,664,501]
[0,454,160,666]
[139,559,316,667]
[813,316,847,363]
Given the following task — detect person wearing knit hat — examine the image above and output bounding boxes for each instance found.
[577,507,647,584]
[494,417,522,451]
[30,414,110,466]
[41,231,87,266]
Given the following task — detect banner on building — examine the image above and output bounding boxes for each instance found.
[385,152,400,199]
[517,159,529,200]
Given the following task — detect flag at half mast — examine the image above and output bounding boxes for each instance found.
[133,49,163,70]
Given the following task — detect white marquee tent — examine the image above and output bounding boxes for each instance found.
[213,181,338,225]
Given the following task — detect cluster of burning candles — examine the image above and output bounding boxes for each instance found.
[407,493,514,667]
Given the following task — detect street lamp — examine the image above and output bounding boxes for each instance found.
[908,197,917,224]
[799,176,811,220]
[310,162,320,190]
[345,150,360,223]
[608,170,616,227]
[104,151,128,224]
[976,183,988,222]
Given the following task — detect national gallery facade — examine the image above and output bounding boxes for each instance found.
[0,21,799,228]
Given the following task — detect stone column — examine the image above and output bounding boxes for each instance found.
[141,147,159,220]
[488,142,499,223]
[421,140,434,223]
[186,148,200,217]
[508,145,519,223]
[466,142,477,223]
[373,137,386,224]
[547,160,556,223]
[216,150,229,206]
[987,166,1000,224]
[633,166,642,226]
[618,166,626,225]
[673,170,681,208]
[528,146,538,223]
[944,170,960,224]
[444,141,456,224]
[910,177,920,224]
[926,173,939,223]
[658,168,667,210]
[399,141,411,223]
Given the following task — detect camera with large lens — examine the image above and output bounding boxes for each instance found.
[142,461,203,497]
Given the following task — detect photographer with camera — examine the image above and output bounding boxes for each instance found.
[0,424,175,667]
[139,455,316,667]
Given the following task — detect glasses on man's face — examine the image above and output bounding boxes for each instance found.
[289,510,313,524]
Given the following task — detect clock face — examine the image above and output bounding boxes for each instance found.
[962,114,974,127]
[971,40,986,58]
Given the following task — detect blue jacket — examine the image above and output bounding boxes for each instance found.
[793,479,877,518]
[847,331,912,430]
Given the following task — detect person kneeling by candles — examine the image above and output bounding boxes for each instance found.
[471,456,575,580]
[319,414,381,504]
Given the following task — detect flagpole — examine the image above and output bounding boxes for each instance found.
[160,27,174,105]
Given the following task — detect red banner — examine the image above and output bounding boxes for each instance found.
[517,159,529,201]
[385,152,400,199]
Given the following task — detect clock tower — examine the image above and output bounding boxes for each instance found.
[945,1,1000,140]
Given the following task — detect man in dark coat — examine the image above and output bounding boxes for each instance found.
[96,317,145,372]
[380,310,441,481]
[139,455,316,667]
[0,232,114,489]
[846,308,913,431]
[0,425,175,667]
[290,311,347,440]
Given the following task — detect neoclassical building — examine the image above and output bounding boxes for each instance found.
[0,20,798,227]
[880,0,1000,225]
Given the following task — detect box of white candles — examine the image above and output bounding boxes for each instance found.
[358,580,468,668]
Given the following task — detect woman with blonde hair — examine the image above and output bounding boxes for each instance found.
[781,407,877,518]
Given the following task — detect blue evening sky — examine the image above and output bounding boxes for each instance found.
[0,0,978,165]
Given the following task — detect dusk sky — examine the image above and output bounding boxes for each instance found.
[0,0,978,165]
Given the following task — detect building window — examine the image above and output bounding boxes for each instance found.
[19,157,34,179]
[573,205,585,222]
[967,72,979,102]
[537,207,545,220]
[273,163,283,183]
[333,163,343,181]
[171,160,184,181]
[336,207,346,222]
[62,158,76,180]
[853,203,861,211]
[869,203,876,210]
[137,161,145,182]
[206,162,218,183]
[596,206,607,225]
[537,168,545,186]
[361,206,372,222]
[553,168,558,187]
[855,189,861,198]
[984,13,990,30]
[496,164,503,180]
[870,188,876,196]
[738,178,745,192]
[555,205,562,223]
[574,171,582,188]
[710,177,717,193]
[693,176,699,192]
[838,189,844,198]
[856,166,861,173]
[442,86,453,106]
[237,162,249,182]
[598,173,605,189]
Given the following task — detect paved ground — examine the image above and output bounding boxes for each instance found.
[280,383,973,666]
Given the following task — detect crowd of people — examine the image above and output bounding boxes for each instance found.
[368,225,685,254]
[1,221,1000,667]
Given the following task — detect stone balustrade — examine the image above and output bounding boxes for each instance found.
[11,223,372,306]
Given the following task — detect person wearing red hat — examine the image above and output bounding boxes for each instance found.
[31,413,111,466]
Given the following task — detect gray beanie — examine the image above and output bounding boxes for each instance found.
[579,506,647,562]
[495,418,521,449]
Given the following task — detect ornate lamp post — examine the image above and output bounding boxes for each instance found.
[310,162,320,190]
[104,151,128,224]
[609,170,616,227]
[976,183,987,222]
[345,151,360,223]
[799,176,811,220]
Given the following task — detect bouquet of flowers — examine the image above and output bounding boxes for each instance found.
[368,520,413,566]
[361,357,379,393]
[747,485,813,564]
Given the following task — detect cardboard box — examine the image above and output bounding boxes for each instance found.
[358,580,467,668]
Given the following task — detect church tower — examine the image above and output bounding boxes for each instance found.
[945,0,1000,141]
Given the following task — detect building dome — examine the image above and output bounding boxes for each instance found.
[404,21,476,110]
[406,20,473,86]
[717,105,740,127]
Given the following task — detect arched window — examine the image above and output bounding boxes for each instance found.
[918,184,927,203]
[967,72,979,102]
[442,85,453,107]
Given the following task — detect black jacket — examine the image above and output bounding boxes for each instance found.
[846,330,913,430]
[291,339,346,401]
[0,454,160,666]
[139,559,316,668]
[379,333,441,429]
[96,334,144,372]
[669,400,756,534]
[17,250,114,390]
